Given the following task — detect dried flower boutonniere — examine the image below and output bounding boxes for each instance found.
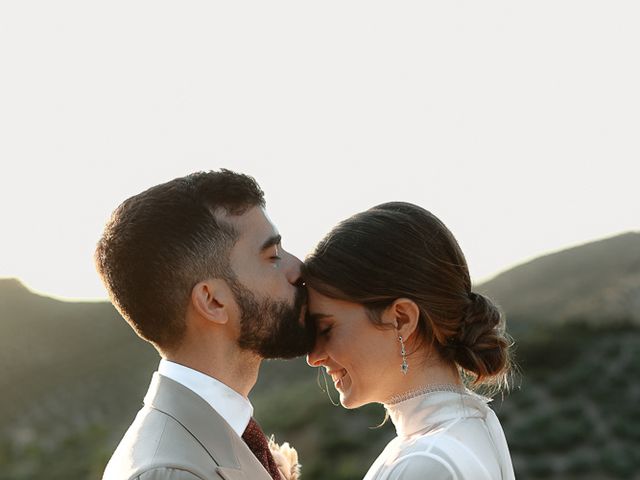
[269,436,301,480]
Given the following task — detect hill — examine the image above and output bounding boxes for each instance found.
[1,232,639,479]
[0,279,160,478]
[0,279,387,479]
[477,232,640,329]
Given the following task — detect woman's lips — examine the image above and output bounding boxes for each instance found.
[327,368,347,387]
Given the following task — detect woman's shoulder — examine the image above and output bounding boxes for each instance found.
[379,392,513,480]
[385,424,496,480]
[385,451,457,480]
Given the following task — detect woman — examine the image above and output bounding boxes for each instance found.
[304,202,515,480]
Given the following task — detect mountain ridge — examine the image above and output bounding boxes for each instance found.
[1,231,639,479]
[476,231,640,328]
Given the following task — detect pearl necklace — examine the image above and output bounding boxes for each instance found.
[387,383,468,405]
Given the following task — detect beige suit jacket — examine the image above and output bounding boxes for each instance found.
[103,373,273,480]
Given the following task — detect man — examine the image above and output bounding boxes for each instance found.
[95,170,314,480]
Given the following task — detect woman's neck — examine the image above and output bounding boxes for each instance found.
[383,357,462,405]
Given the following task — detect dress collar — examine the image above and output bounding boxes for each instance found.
[385,387,492,437]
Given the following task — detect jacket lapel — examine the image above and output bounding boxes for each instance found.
[144,373,272,480]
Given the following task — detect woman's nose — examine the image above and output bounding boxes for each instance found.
[306,342,327,367]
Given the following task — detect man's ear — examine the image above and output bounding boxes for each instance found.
[384,298,420,340]
[190,279,232,325]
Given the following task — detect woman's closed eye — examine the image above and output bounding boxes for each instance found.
[308,313,334,337]
[318,325,332,336]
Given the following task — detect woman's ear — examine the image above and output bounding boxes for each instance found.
[190,279,231,325]
[386,298,420,339]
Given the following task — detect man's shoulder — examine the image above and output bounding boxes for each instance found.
[102,405,226,480]
[102,375,271,480]
[119,467,206,480]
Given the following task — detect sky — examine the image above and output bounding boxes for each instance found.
[0,1,638,300]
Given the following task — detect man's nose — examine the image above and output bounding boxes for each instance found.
[286,252,303,285]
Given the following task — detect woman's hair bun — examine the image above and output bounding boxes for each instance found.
[451,292,511,384]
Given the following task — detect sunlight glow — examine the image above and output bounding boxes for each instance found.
[1,2,638,299]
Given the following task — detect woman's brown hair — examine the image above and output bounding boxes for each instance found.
[304,201,512,388]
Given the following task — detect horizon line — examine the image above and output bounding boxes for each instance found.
[2,229,637,303]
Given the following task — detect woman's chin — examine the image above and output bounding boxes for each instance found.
[339,393,368,409]
[337,381,366,409]
[338,382,379,409]
[339,394,357,409]
[336,377,354,408]
[335,374,370,409]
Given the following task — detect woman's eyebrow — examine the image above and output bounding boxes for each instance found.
[308,313,333,322]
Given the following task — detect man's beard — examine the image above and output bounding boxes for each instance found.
[228,278,315,359]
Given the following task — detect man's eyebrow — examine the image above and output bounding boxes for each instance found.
[260,234,282,252]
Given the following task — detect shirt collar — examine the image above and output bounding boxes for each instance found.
[157,359,253,437]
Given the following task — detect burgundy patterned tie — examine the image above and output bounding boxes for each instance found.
[242,417,282,480]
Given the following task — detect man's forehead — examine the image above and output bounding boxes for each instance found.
[226,206,279,246]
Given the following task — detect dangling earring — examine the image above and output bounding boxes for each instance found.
[398,335,408,375]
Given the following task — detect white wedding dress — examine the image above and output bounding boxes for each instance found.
[363,388,516,480]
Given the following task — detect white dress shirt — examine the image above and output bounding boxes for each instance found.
[363,389,516,480]
[156,359,253,437]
